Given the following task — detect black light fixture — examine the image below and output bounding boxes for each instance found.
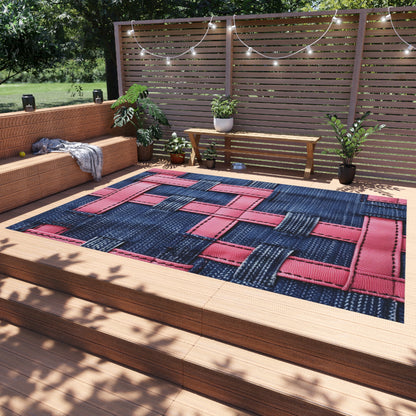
[93,89,103,104]
[22,94,36,112]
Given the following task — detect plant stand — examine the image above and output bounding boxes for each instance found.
[137,143,153,162]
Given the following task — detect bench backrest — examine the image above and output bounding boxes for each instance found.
[0,102,132,159]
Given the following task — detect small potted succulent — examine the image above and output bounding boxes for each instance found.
[211,94,238,132]
[323,111,385,184]
[202,141,217,169]
[112,84,170,161]
[164,132,192,164]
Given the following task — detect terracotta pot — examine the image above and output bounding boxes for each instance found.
[170,153,185,164]
[206,159,216,169]
[214,117,233,132]
[137,143,153,161]
[338,164,356,184]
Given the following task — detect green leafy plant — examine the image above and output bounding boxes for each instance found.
[111,84,170,147]
[211,94,238,119]
[164,132,192,154]
[202,141,217,160]
[323,111,385,166]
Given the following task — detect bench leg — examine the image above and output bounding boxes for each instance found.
[304,143,316,179]
[188,133,202,165]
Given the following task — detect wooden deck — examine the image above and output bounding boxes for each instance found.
[0,163,415,415]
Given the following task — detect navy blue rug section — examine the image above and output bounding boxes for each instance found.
[8,169,407,323]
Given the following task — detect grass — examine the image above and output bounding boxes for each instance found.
[0,82,107,113]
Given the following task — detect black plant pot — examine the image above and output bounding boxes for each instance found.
[338,164,356,185]
[206,159,216,169]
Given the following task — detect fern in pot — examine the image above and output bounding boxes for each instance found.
[111,84,170,161]
[323,111,385,184]
[211,94,238,132]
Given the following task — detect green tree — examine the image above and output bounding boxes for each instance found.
[0,1,64,84]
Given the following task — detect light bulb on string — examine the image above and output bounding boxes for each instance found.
[332,16,342,24]
[127,29,134,36]
[228,25,236,32]
[209,22,216,29]
[166,58,171,65]
[273,60,279,66]
[306,46,313,54]
[140,48,145,57]
[381,14,391,22]
[405,45,414,54]
[246,47,253,56]
[191,47,196,56]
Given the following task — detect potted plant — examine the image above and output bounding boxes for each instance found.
[202,141,217,169]
[164,132,192,164]
[323,111,385,184]
[211,94,238,132]
[111,84,170,161]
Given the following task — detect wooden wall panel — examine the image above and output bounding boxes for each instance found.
[114,7,416,184]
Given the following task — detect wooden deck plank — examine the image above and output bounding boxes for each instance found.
[0,322,253,416]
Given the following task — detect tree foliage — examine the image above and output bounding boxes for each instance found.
[0,1,65,84]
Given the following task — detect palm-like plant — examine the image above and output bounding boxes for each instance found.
[112,84,170,147]
[324,112,385,166]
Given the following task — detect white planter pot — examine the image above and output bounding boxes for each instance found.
[214,117,234,132]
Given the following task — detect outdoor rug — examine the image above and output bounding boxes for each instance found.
[8,168,407,322]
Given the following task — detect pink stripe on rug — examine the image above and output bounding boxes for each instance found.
[343,216,403,294]
[75,182,159,214]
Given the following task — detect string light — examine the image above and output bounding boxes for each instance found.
[381,7,415,56]
[128,16,216,64]
[232,10,341,67]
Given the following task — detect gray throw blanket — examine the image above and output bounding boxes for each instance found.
[32,138,103,181]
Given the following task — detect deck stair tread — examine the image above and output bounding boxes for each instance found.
[0,275,415,416]
[0,228,415,403]
[0,321,253,416]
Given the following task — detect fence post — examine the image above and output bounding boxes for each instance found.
[347,11,367,127]
[113,23,125,96]
[225,16,234,96]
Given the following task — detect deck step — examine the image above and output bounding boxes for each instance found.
[0,228,415,402]
[0,275,415,416]
[0,320,253,416]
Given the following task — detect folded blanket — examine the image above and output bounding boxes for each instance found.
[32,138,103,181]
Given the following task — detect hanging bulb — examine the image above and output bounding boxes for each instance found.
[209,22,216,29]
[332,16,342,25]
[127,29,134,36]
[191,47,196,56]
[166,57,171,65]
[306,46,313,54]
[228,25,236,32]
[246,47,253,56]
[273,60,279,66]
[405,45,414,55]
[381,14,391,22]
[140,48,145,56]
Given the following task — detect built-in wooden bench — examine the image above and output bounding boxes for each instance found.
[0,102,137,213]
[185,128,321,179]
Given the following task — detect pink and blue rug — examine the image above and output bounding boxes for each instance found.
[9,169,406,322]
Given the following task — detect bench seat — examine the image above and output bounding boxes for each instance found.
[0,135,137,214]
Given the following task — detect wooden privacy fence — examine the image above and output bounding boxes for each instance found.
[114,7,416,184]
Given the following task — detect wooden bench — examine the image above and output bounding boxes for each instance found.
[184,128,321,179]
[0,102,137,214]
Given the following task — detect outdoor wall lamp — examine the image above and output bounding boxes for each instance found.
[93,89,103,104]
[22,94,36,112]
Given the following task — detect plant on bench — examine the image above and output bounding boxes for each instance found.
[112,84,170,161]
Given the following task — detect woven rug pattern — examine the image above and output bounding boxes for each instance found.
[9,168,407,322]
